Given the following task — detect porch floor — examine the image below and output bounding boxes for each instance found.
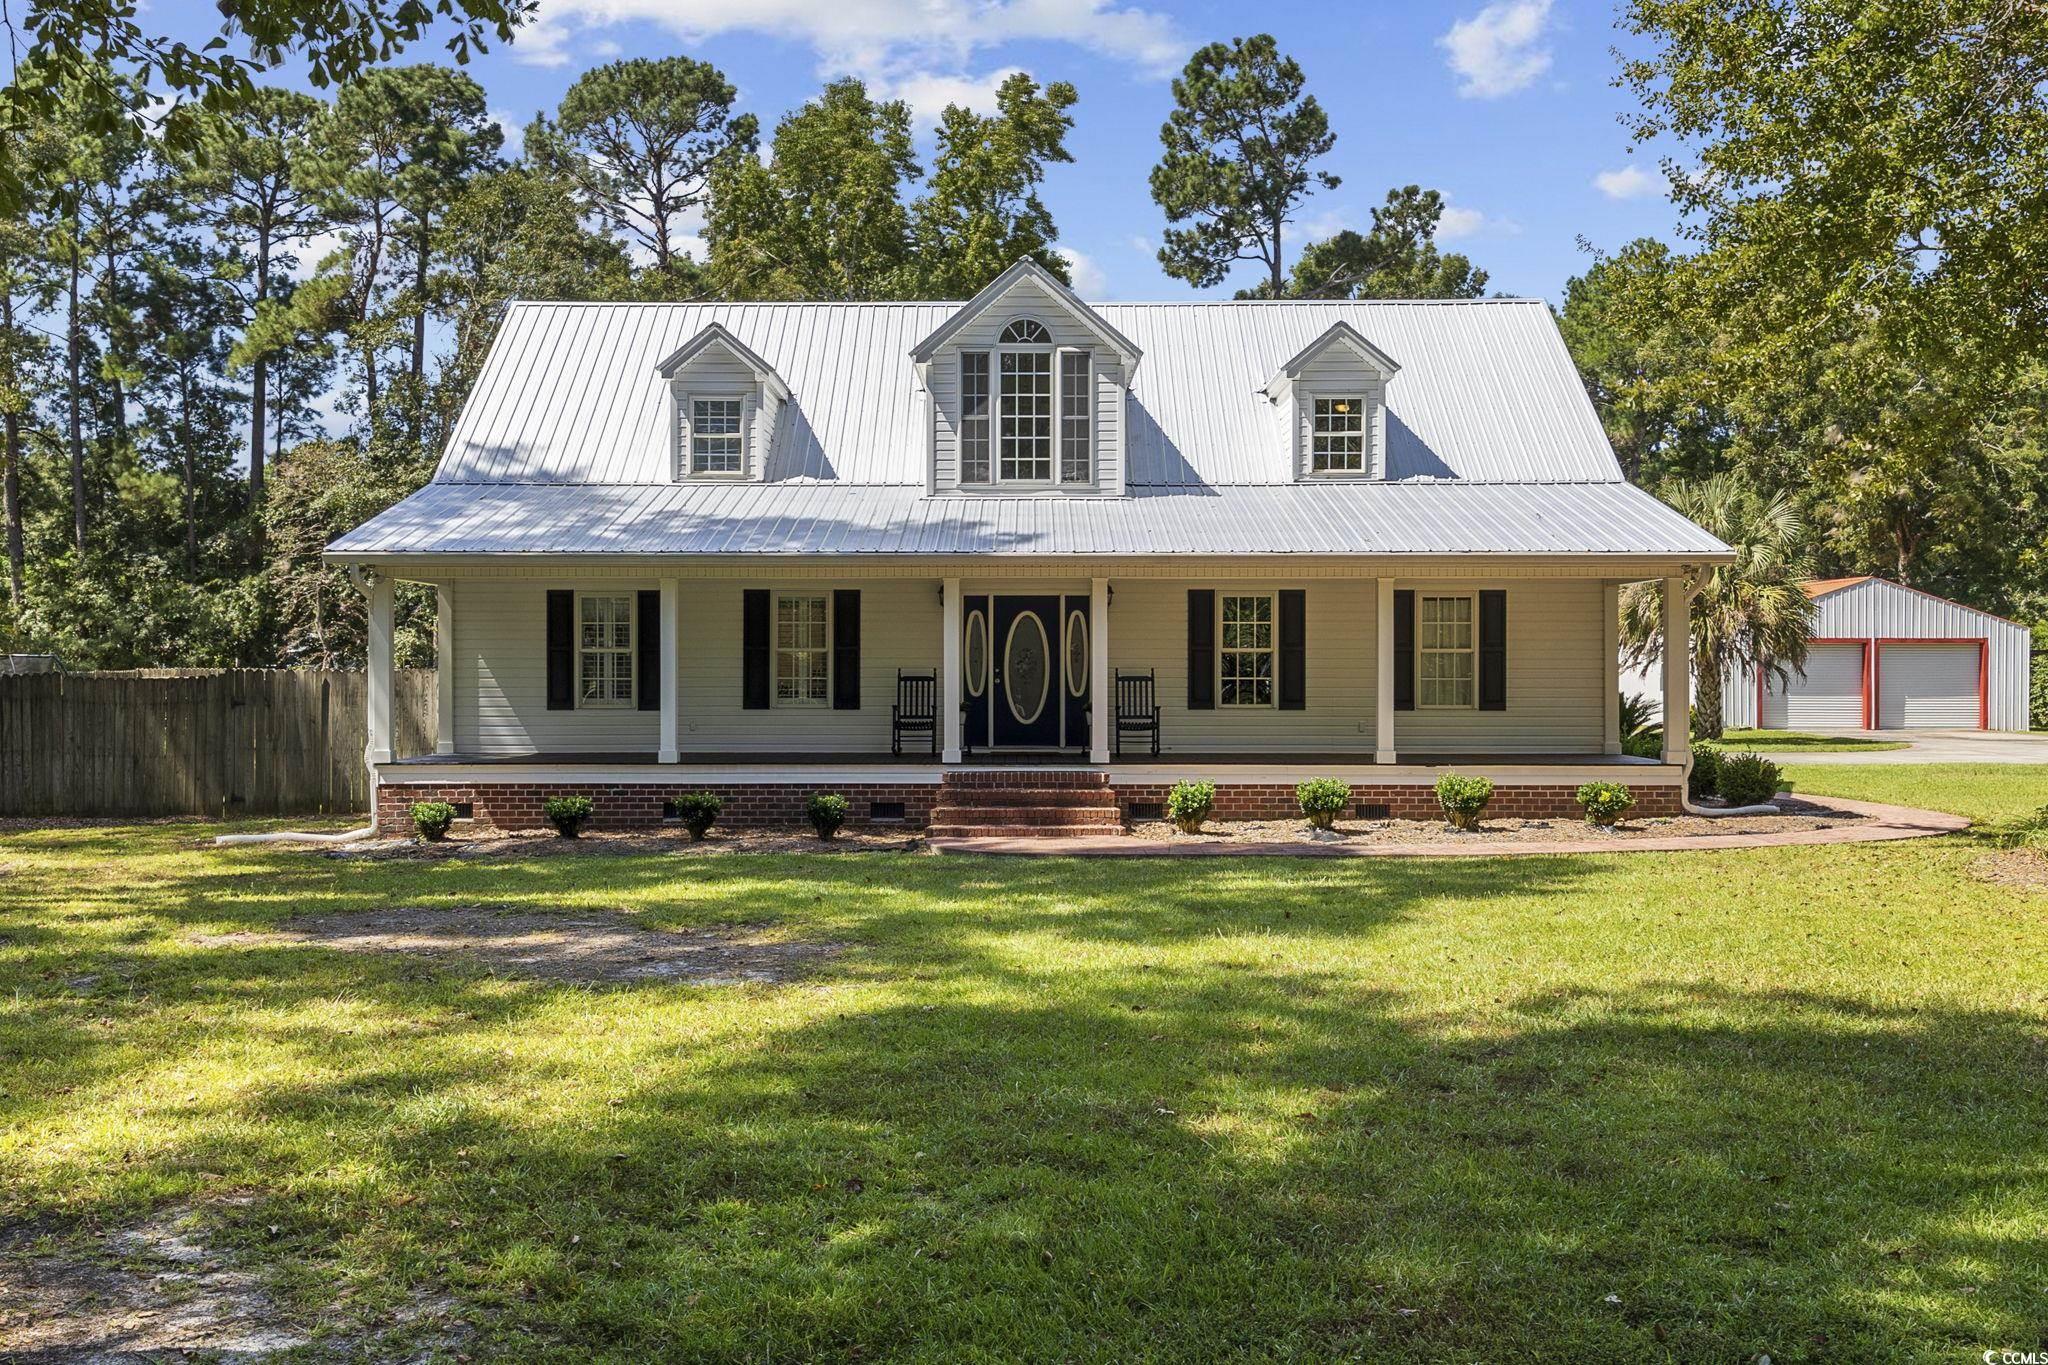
[385,750,1667,769]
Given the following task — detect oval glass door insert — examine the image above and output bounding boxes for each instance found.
[1065,611,1088,697]
[965,609,989,696]
[1004,612,1050,724]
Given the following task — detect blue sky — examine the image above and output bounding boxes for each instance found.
[150,0,1687,302]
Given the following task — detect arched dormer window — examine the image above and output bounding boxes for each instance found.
[1000,318,1051,345]
[994,318,1054,481]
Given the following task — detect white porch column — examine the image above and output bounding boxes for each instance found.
[1601,580,1621,755]
[366,571,395,767]
[1662,574,1692,762]
[658,576,680,764]
[941,577,962,763]
[434,583,456,755]
[1089,576,1110,764]
[1375,577,1397,765]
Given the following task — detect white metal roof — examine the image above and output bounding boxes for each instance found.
[434,296,1628,487]
[334,293,1726,559]
[328,479,1728,558]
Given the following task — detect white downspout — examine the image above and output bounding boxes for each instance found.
[215,563,383,846]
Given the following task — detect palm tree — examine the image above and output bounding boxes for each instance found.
[1621,474,1815,740]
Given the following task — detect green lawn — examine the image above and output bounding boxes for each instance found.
[4,769,2047,1361]
[1720,728,1911,753]
[1784,762,2048,825]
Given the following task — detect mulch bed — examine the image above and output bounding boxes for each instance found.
[319,827,925,859]
[1125,796,1872,847]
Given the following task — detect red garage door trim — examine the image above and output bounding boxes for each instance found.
[1757,638,1871,730]
[1872,637,1988,730]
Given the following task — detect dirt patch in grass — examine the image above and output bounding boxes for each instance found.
[0,1198,465,1362]
[195,907,844,986]
[0,1203,303,1361]
[1973,849,2048,893]
[318,826,924,859]
[1127,796,1872,847]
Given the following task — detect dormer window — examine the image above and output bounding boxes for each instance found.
[1311,397,1365,473]
[957,319,1093,487]
[688,397,745,474]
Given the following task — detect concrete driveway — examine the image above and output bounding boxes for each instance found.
[1777,729,2048,764]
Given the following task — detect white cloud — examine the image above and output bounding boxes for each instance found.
[1439,0,1554,98]
[1128,234,1154,256]
[514,0,1186,79]
[878,67,1016,127]
[490,107,526,158]
[1592,163,1659,200]
[1436,205,1486,239]
[287,229,349,283]
[1296,208,1352,246]
[1056,246,1107,298]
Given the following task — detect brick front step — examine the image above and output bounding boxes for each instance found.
[936,787,1121,806]
[928,805,1122,826]
[929,821,1129,838]
[942,770,1110,789]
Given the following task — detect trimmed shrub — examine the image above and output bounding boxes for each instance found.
[1577,780,1636,827]
[1434,772,1494,831]
[1296,778,1352,830]
[410,800,456,842]
[1621,729,1664,759]
[807,792,850,840]
[1166,781,1216,834]
[1688,742,1722,800]
[672,792,722,841]
[543,795,594,838]
[1716,753,1784,807]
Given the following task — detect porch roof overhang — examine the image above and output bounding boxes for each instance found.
[326,480,1734,565]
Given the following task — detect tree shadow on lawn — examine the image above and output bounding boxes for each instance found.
[9,843,2046,1360]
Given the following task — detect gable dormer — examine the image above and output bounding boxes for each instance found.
[1265,322,1400,480]
[657,324,791,482]
[911,259,1142,497]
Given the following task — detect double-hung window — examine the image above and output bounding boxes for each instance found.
[959,352,992,484]
[774,593,829,706]
[1058,350,1091,483]
[687,396,744,475]
[1219,594,1275,707]
[1311,397,1365,473]
[1418,594,1476,708]
[578,593,635,707]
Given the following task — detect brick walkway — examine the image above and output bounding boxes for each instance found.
[927,794,1969,858]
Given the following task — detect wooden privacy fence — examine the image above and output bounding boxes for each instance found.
[0,669,437,818]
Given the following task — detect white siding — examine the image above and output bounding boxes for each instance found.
[1396,578,1607,753]
[1108,578,1379,755]
[1290,351,1387,480]
[453,579,660,754]
[676,579,941,752]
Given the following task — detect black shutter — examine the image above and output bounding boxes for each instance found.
[546,590,574,711]
[742,589,770,710]
[1187,589,1215,710]
[636,590,660,711]
[832,589,860,710]
[1479,589,1507,711]
[1393,589,1415,712]
[1278,589,1306,710]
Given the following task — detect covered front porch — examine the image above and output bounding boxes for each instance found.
[353,557,1701,829]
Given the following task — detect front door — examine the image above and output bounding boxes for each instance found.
[992,595,1061,747]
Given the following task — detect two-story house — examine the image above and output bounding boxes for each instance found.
[329,260,1729,834]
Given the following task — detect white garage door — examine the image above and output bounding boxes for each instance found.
[1760,643,1864,729]
[1878,643,1980,729]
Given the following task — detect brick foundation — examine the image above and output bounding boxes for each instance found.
[376,774,1679,835]
[1112,781,1682,823]
[376,780,939,834]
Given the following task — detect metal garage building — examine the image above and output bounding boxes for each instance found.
[1724,577,2032,732]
